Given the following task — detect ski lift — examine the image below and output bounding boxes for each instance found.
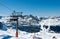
[10,11,19,38]
[10,17,18,21]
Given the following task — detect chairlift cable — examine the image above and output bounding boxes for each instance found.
[0,1,12,11]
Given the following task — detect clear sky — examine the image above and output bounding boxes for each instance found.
[0,0,60,16]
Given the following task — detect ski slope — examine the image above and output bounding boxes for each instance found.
[0,27,60,39]
[0,16,60,39]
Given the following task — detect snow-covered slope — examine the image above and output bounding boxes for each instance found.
[40,18,60,26]
[0,15,60,39]
[0,25,60,39]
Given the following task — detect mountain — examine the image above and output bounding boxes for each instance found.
[0,15,60,26]
[40,17,60,26]
[0,15,60,39]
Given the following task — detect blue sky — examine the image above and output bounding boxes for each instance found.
[0,0,60,16]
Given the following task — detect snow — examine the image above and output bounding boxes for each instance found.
[0,16,60,39]
[39,18,60,26]
[0,27,60,39]
[0,28,32,39]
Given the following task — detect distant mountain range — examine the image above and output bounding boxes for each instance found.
[0,15,60,26]
[0,15,60,33]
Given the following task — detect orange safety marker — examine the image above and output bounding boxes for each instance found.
[16,32,18,37]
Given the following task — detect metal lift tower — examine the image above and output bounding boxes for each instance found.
[10,11,23,37]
